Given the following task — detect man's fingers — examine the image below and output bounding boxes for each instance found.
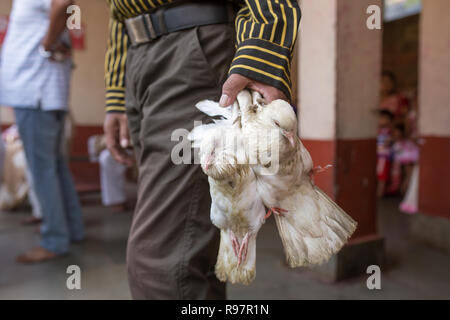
[105,132,124,164]
[109,144,126,164]
[221,74,288,107]
[220,74,249,107]
[104,121,124,164]
[104,113,133,166]
[103,116,116,151]
[273,89,288,102]
[118,116,135,166]
[249,83,287,103]
[119,116,130,149]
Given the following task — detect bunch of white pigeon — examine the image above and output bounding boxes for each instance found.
[188,90,357,285]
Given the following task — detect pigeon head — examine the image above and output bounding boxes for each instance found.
[199,131,239,180]
[261,99,298,148]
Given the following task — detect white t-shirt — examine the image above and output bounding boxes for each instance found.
[0,0,72,110]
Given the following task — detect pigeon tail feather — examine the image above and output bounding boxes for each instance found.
[275,185,357,268]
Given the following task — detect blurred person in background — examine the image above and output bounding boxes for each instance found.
[389,124,419,195]
[87,134,131,212]
[377,109,394,198]
[0,125,43,223]
[380,71,409,123]
[0,125,27,211]
[0,0,84,263]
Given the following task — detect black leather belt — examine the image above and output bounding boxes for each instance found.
[125,1,233,45]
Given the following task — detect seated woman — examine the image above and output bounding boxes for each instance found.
[87,135,134,212]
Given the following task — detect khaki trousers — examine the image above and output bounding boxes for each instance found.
[125,23,235,299]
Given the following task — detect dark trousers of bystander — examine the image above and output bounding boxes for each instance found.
[125,23,236,299]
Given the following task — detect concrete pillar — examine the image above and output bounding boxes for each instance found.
[298,0,384,281]
[412,0,450,252]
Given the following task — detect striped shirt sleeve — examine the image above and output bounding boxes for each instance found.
[105,3,129,113]
[230,0,301,101]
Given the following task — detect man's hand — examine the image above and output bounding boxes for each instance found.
[50,42,72,62]
[219,74,287,107]
[104,113,135,166]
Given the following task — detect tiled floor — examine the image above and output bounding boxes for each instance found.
[0,195,449,300]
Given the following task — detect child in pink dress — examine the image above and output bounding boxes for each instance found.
[377,110,394,198]
[388,124,419,195]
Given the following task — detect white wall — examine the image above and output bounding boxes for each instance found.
[298,0,381,140]
[419,0,450,137]
[298,0,337,140]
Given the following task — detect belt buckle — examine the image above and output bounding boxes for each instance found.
[125,14,157,45]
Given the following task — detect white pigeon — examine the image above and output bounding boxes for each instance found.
[188,94,266,285]
[240,91,357,268]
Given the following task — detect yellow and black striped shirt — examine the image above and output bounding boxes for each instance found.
[105,0,301,112]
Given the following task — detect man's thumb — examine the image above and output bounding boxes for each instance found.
[220,74,248,107]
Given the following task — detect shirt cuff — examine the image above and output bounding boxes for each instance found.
[105,87,126,113]
[228,38,293,101]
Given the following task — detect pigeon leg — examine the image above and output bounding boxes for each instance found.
[264,207,288,220]
[230,231,240,258]
[238,232,250,266]
[264,208,273,220]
